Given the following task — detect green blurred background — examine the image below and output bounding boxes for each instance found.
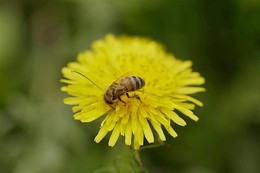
[0,0,260,173]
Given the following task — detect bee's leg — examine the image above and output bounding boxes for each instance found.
[109,104,115,110]
[135,95,142,103]
[126,93,142,103]
[118,96,126,106]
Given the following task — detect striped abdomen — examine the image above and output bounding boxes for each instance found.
[120,76,145,92]
[104,76,145,104]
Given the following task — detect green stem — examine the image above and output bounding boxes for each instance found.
[134,150,143,168]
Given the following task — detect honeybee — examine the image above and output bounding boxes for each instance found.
[104,75,145,105]
[71,71,145,106]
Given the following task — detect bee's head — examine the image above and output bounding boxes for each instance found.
[104,89,114,104]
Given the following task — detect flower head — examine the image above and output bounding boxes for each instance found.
[61,34,205,149]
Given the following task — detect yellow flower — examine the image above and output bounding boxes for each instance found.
[61,34,205,150]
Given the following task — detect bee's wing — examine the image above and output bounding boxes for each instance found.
[113,71,132,82]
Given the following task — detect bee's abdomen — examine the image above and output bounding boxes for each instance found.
[125,76,145,91]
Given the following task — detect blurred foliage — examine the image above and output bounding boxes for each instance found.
[0,0,260,173]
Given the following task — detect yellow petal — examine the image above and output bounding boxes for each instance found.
[108,124,121,147]
[136,122,144,146]
[160,107,186,126]
[94,127,108,143]
[74,108,107,122]
[149,107,170,126]
[173,104,199,121]
[178,77,205,85]
[165,125,178,138]
[177,87,205,94]
[150,120,166,141]
[125,122,132,145]
[134,136,140,150]
[122,111,130,124]
[141,118,154,143]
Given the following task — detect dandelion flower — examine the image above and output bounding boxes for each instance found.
[61,34,205,150]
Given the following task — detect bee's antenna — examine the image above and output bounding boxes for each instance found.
[71,71,104,92]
